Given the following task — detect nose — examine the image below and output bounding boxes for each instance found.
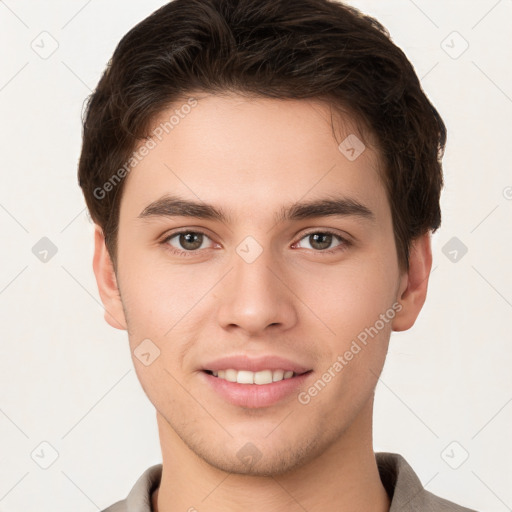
[216,242,298,336]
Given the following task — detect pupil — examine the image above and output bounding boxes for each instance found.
[311,233,331,250]
[181,232,202,250]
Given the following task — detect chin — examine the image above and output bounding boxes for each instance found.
[198,435,324,477]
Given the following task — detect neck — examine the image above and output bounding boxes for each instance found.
[152,401,390,512]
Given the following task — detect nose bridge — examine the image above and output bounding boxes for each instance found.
[234,236,278,293]
[216,234,296,333]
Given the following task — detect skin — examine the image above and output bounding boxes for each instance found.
[93,93,432,512]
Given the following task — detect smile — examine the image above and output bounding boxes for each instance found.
[201,369,313,408]
[204,369,300,384]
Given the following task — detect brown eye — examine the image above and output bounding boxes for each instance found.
[308,233,333,250]
[163,231,213,254]
[177,232,204,250]
[296,231,347,252]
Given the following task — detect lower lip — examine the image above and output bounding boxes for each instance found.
[201,371,312,409]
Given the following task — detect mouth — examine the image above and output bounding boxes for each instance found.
[199,354,313,408]
[203,368,312,384]
[201,368,313,408]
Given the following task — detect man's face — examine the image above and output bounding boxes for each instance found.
[103,93,412,475]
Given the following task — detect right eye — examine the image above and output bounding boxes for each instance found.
[161,230,215,256]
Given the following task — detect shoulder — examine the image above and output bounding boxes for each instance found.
[101,500,127,512]
[100,464,162,512]
[376,452,478,512]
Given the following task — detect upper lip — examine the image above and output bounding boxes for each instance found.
[201,354,312,374]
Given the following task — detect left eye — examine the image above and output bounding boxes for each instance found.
[295,232,346,251]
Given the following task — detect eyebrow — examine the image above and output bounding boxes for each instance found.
[137,194,375,225]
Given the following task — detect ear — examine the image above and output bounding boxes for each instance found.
[92,224,128,330]
[391,232,433,332]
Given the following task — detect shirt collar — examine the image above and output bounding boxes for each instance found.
[119,452,451,511]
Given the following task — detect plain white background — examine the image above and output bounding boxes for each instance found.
[0,0,511,510]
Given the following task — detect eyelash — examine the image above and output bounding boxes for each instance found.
[160,229,352,257]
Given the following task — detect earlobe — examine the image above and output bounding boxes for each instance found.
[92,225,128,330]
[391,232,433,332]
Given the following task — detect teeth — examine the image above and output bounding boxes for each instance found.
[254,370,273,384]
[225,369,237,382]
[237,370,255,384]
[210,369,297,384]
[272,369,284,382]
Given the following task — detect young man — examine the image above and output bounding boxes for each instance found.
[78,0,477,510]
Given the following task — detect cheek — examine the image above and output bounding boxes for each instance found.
[296,263,397,415]
[292,252,399,340]
[118,257,211,376]
[118,248,198,331]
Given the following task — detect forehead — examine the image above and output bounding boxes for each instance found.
[119,93,388,224]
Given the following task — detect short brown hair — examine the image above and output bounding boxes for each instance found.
[78,0,446,272]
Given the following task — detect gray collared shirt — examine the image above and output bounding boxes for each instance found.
[102,452,477,511]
